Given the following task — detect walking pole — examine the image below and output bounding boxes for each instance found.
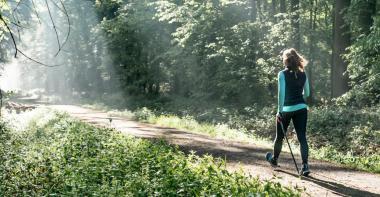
[278,118,299,174]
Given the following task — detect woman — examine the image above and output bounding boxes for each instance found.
[266,48,310,176]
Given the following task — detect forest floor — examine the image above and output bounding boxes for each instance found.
[48,105,380,197]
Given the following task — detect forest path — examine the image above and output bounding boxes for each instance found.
[49,105,380,197]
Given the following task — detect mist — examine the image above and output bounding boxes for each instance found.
[0,0,118,104]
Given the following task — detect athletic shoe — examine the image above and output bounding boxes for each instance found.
[300,163,310,176]
[265,152,278,167]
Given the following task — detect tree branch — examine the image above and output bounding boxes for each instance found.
[31,0,42,24]
[17,49,62,67]
[0,13,18,58]
[12,0,25,12]
[0,0,70,67]
[51,0,71,57]
[45,0,61,55]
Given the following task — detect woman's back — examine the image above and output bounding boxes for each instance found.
[282,69,307,106]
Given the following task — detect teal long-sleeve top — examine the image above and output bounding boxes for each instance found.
[278,71,310,113]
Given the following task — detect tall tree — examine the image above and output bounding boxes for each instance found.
[272,0,277,15]
[357,0,376,35]
[280,0,286,13]
[331,0,350,97]
[257,0,263,22]
[306,0,315,103]
[290,0,300,49]
[250,0,257,21]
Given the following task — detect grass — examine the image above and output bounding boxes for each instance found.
[0,109,301,196]
[83,104,267,144]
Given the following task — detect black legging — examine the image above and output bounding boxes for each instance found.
[274,108,309,164]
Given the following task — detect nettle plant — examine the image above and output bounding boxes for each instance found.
[0,111,300,196]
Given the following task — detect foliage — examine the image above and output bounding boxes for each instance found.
[0,111,300,196]
[289,105,379,173]
[307,105,380,156]
[311,146,380,173]
[95,0,336,107]
[134,107,156,122]
[114,0,335,104]
[98,0,171,96]
[342,16,380,107]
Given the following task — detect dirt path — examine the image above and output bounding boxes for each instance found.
[50,105,380,197]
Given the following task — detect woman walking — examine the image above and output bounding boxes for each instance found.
[266,48,310,176]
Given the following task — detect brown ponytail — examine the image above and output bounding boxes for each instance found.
[282,48,308,72]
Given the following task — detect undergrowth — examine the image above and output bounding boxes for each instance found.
[308,106,380,173]
[0,110,300,196]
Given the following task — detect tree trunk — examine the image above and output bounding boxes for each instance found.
[358,0,376,35]
[331,0,350,97]
[263,0,269,12]
[272,0,277,22]
[280,0,286,13]
[257,0,262,22]
[307,0,316,103]
[250,0,257,21]
[272,0,277,14]
[291,0,300,50]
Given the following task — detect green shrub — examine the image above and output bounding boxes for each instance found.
[0,112,300,196]
[0,121,12,186]
[306,105,380,172]
[134,107,156,122]
[342,17,380,107]
[311,146,380,173]
[308,106,380,155]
